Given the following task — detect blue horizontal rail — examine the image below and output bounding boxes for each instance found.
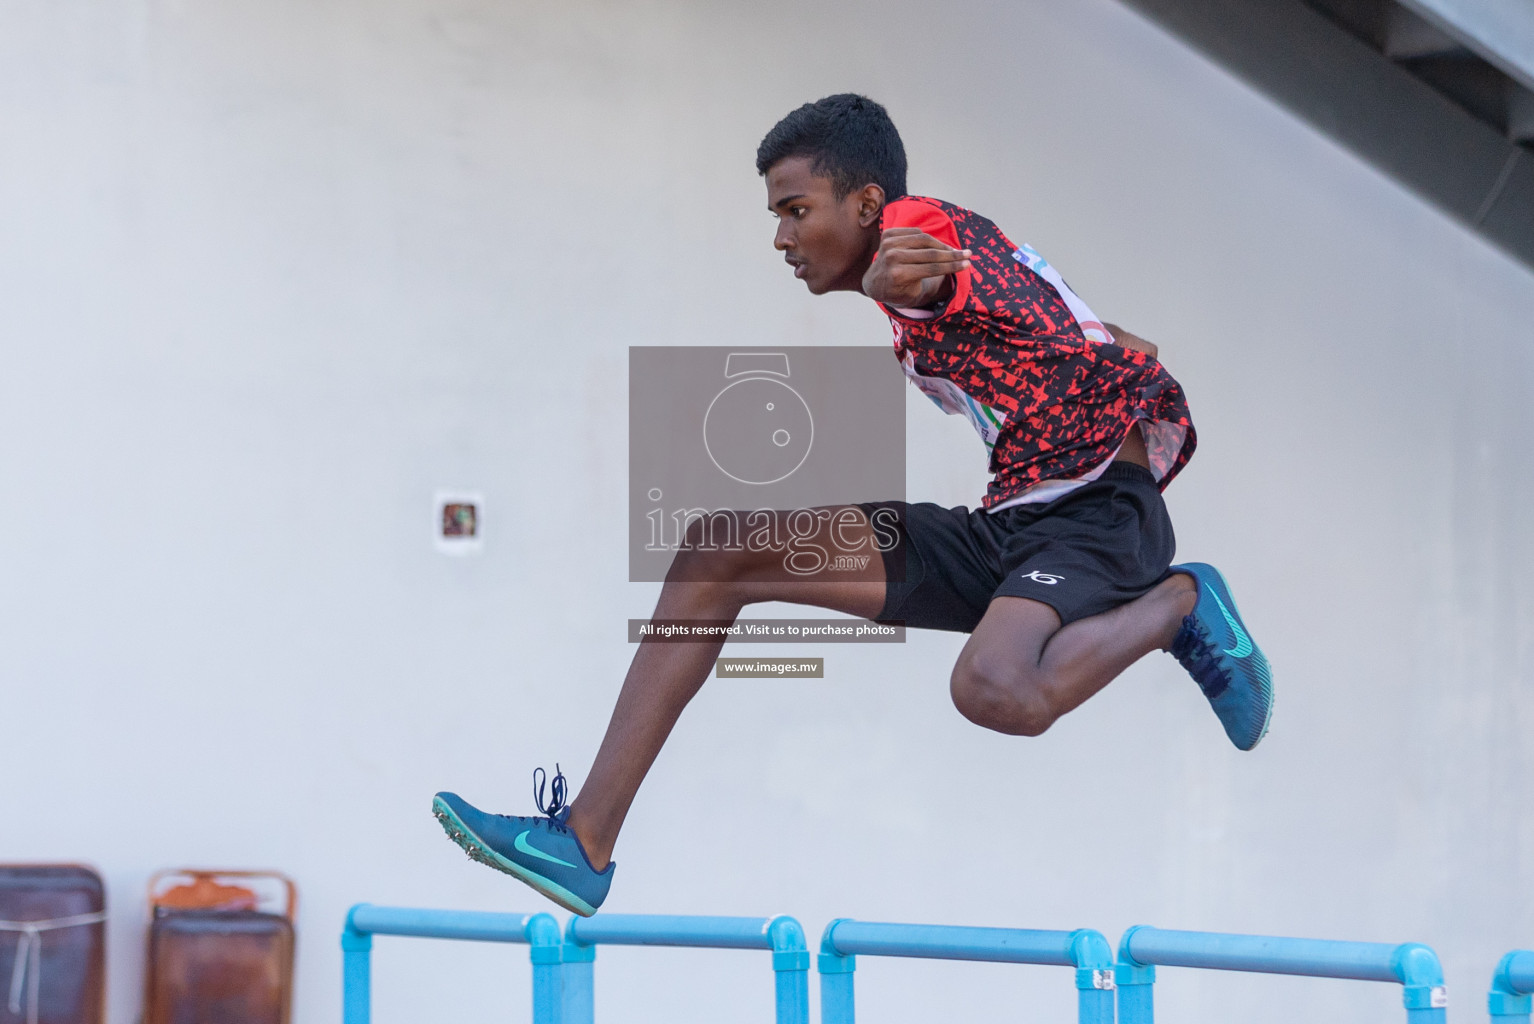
[341,904,563,1024]
[560,913,809,1024]
[817,919,1115,1024]
[1490,950,1534,1020]
[1116,925,1448,1024]
[347,905,562,945]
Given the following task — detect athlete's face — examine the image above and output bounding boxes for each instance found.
[765,156,883,295]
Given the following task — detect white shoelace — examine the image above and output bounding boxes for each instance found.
[1,912,108,1024]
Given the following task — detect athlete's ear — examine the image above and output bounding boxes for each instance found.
[856,183,885,227]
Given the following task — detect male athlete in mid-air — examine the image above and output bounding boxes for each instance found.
[433,94,1273,916]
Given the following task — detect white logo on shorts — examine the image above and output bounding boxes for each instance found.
[1020,570,1064,585]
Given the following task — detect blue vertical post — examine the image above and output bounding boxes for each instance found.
[768,916,811,1024]
[560,931,596,1024]
[1393,943,1448,1024]
[1114,960,1154,1024]
[341,913,374,1024]
[1069,929,1117,1024]
[1115,926,1155,1024]
[1489,950,1534,1023]
[817,920,856,1024]
[524,914,564,1024]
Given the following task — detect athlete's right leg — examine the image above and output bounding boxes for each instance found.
[567,507,887,870]
[948,576,1195,738]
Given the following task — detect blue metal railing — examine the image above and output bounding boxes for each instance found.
[816,919,1116,1024]
[1115,925,1449,1023]
[559,913,810,1024]
[341,904,563,1024]
[1489,950,1534,1021]
[339,904,1474,1024]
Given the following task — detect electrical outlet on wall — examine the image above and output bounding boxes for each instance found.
[434,490,484,555]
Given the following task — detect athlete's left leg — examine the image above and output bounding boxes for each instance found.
[949,574,1195,736]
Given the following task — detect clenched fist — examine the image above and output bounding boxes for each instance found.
[861,227,972,308]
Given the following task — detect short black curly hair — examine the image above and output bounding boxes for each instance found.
[755,94,907,200]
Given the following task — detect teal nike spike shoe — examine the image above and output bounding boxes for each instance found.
[433,766,614,917]
[1168,563,1273,751]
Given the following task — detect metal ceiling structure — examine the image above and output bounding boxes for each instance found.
[1114,0,1534,269]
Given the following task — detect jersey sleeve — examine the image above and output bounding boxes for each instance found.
[877,198,972,319]
[881,197,962,248]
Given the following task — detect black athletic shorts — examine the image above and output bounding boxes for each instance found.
[861,463,1175,632]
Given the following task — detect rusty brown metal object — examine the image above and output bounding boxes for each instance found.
[143,870,296,1024]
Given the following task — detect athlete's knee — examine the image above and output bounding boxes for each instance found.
[669,520,756,581]
[949,655,1059,737]
[664,529,782,610]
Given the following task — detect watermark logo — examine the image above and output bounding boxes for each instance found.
[704,353,814,485]
[630,347,906,582]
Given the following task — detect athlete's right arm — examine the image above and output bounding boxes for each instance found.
[861,228,971,308]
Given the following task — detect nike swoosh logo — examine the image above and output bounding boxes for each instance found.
[514,830,579,870]
[1204,584,1253,659]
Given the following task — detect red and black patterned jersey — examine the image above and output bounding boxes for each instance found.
[875,196,1196,509]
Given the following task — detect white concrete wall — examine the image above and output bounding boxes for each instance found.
[2,1,1531,1022]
